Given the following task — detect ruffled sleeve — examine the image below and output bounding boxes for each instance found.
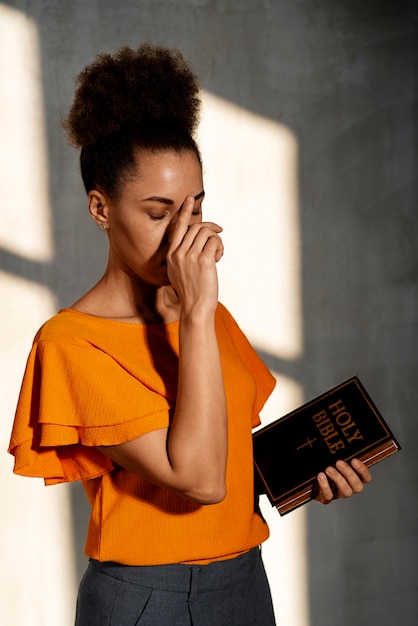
[217,304,276,428]
[8,339,172,485]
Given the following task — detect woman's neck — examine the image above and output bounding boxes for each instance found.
[71,274,181,324]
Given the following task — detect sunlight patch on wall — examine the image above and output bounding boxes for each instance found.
[0,5,75,625]
[198,91,302,361]
[198,91,309,626]
[0,271,77,626]
[0,270,56,420]
[0,4,53,261]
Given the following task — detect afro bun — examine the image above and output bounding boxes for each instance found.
[63,43,201,148]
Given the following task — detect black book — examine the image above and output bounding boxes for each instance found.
[253,376,401,515]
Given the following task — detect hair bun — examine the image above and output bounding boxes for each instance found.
[63,43,201,148]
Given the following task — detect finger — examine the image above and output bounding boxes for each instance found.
[176,224,223,263]
[351,458,372,483]
[328,460,370,496]
[325,465,355,498]
[185,225,223,255]
[168,196,195,249]
[335,459,371,492]
[166,227,223,287]
[185,221,223,240]
[316,472,334,504]
[201,232,224,263]
[215,242,224,263]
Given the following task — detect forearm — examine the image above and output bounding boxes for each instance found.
[98,203,228,503]
[167,311,228,502]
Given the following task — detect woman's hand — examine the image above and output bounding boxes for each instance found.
[166,196,224,317]
[315,458,372,505]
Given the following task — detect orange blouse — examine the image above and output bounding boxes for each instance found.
[8,303,276,565]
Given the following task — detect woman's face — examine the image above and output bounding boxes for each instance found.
[102,149,204,287]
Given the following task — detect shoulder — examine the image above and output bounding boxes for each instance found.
[215,302,247,337]
[31,309,152,370]
[215,301,237,325]
[32,309,132,360]
[34,309,95,345]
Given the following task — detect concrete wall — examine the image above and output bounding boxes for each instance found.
[1,1,417,624]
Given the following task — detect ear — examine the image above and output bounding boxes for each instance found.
[88,190,109,229]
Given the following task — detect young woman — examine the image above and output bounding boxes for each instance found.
[8,44,371,625]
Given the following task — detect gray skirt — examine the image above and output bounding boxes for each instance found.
[75,546,276,626]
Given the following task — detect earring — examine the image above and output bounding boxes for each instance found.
[99,223,107,230]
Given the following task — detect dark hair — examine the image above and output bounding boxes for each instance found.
[62,44,201,198]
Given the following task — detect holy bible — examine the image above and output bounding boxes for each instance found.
[253,376,400,515]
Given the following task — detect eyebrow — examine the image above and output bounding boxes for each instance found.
[142,190,205,204]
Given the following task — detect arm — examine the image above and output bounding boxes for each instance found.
[99,197,228,504]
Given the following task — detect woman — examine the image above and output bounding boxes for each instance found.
[8,44,371,625]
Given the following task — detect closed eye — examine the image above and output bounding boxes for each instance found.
[147,212,169,221]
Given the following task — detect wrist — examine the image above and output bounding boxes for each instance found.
[179,304,217,327]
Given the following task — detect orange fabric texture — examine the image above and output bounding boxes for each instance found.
[9,303,276,565]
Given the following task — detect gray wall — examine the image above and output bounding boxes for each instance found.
[2,1,417,624]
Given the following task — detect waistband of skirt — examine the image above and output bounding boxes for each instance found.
[90,546,261,593]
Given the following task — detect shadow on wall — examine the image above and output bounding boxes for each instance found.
[1,1,417,625]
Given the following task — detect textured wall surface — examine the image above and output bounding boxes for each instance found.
[1,1,417,625]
